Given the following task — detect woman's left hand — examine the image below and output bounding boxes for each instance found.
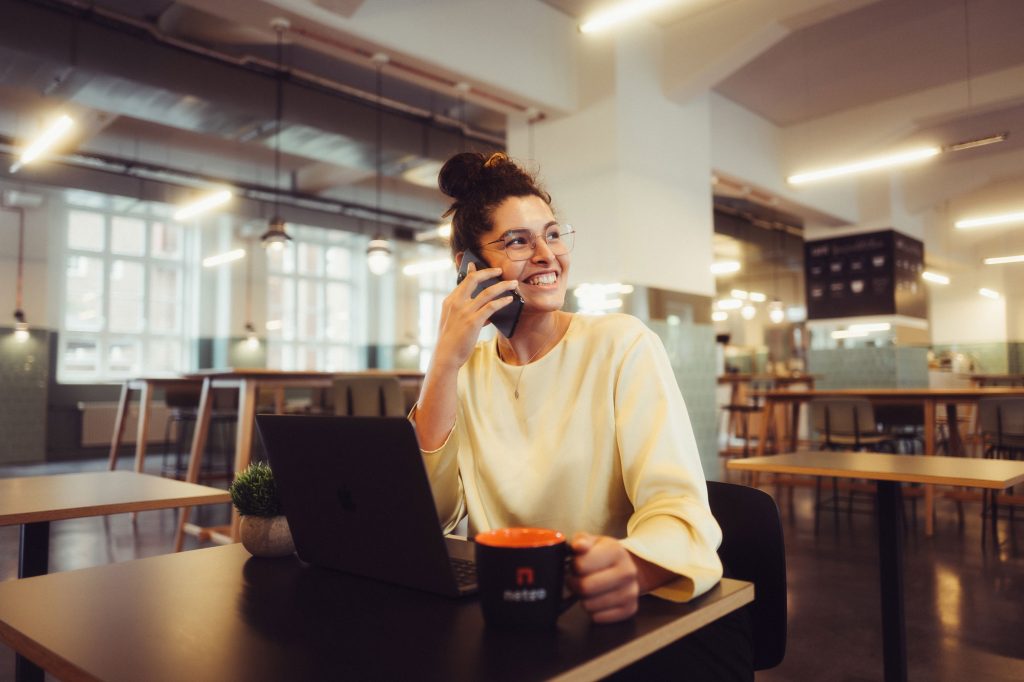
[567,532,640,623]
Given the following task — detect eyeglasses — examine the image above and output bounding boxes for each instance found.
[481,223,576,261]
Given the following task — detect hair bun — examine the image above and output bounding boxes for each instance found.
[437,152,488,200]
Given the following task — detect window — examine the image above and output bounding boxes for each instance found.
[415,262,451,372]
[266,225,366,370]
[58,192,194,382]
[400,244,463,372]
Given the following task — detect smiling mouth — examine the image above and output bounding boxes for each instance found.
[524,272,558,286]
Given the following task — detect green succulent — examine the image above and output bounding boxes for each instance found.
[228,462,282,517]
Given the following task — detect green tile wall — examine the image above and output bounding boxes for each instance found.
[809,346,929,389]
[0,328,49,464]
[931,343,1011,374]
[649,321,719,480]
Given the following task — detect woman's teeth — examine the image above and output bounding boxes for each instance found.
[526,273,557,285]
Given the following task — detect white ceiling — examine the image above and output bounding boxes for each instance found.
[2,0,1023,260]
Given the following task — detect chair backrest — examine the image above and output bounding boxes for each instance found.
[332,375,405,417]
[809,397,877,440]
[706,481,787,671]
[977,397,1024,447]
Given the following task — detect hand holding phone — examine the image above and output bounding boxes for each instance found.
[456,250,524,338]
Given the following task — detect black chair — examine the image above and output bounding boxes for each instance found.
[976,397,1024,540]
[808,398,903,528]
[706,480,787,671]
[332,375,405,417]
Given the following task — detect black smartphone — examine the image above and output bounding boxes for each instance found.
[456,250,524,338]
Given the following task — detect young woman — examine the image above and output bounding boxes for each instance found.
[412,152,751,677]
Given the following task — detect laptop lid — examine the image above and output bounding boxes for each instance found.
[255,414,474,598]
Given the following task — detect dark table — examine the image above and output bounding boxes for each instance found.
[0,471,231,681]
[0,544,753,682]
[729,451,1024,682]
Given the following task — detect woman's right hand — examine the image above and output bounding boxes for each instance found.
[431,263,519,371]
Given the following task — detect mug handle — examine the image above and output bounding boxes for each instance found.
[560,550,579,614]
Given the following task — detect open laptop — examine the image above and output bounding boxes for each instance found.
[255,414,477,597]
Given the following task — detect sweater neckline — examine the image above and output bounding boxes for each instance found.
[493,313,577,368]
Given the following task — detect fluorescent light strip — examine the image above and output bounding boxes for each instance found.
[983,254,1024,265]
[831,330,869,339]
[956,211,1024,229]
[979,288,1000,300]
[729,289,748,300]
[787,146,940,185]
[402,258,453,276]
[748,292,767,303]
[174,189,233,221]
[11,115,74,173]
[711,311,728,322]
[922,271,950,284]
[202,249,245,268]
[848,323,891,333]
[944,133,1007,152]
[716,298,743,310]
[579,0,676,34]
[711,260,741,275]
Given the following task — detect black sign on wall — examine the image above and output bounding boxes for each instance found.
[805,229,926,320]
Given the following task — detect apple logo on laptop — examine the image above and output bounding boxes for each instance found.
[336,487,357,512]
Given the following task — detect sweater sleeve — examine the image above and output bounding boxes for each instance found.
[409,404,466,534]
[613,327,724,602]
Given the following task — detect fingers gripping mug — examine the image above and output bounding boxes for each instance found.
[474,527,577,628]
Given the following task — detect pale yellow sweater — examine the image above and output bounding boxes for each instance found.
[416,313,723,602]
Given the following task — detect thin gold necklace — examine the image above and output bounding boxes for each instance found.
[499,322,561,400]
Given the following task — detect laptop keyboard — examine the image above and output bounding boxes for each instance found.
[450,557,477,587]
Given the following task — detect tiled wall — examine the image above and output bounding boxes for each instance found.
[0,329,49,464]
[649,320,719,480]
[809,346,929,389]
[1011,343,1024,374]
[931,342,1019,374]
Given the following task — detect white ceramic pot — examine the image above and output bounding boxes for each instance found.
[239,514,295,558]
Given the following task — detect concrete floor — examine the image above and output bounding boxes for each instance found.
[1,460,1022,681]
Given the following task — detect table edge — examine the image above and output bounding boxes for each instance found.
[0,617,101,682]
[550,579,754,682]
[727,460,1024,489]
[1,492,231,526]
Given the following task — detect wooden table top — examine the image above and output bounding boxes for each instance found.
[0,544,752,682]
[717,374,819,384]
[727,451,1024,489]
[0,472,231,526]
[755,387,1024,401]
[184,368,333,379]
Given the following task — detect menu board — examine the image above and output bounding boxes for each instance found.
[804,229,925,320]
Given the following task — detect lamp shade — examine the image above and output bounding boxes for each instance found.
[13,309,28,342]
[261,216,292,251]
[367,238,393,275]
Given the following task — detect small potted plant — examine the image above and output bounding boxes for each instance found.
[229,462,295,558]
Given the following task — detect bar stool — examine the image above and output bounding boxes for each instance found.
[161,385,236,482]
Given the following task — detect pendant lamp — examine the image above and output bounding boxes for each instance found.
[366,52,393,275]
[261,17,293,252]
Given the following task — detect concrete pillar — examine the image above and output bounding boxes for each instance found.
[506,26,721,476]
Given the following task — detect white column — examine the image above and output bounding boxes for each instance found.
[507,25,714,298]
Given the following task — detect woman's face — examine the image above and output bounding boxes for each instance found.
[474,195,570,314]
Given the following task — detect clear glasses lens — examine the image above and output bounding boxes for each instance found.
[502,224,575,261]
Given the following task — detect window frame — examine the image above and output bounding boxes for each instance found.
[57,195,195,383]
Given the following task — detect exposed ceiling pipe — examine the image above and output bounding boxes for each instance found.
[39,0,506,147]
[0,136,438,235]
[289,24,546,120]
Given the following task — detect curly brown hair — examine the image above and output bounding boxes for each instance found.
[438,152,552,259]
